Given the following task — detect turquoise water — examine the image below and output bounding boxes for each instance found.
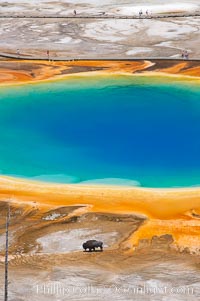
[0,75,200,188]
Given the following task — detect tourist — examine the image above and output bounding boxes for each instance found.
[73,10,77,16]
[185,51,189,60]
[47,50,50,60]
[139,10,143,18]
[182,50,189,60]
[17,49,20,58]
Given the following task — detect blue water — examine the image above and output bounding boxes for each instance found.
[0,75,200,188]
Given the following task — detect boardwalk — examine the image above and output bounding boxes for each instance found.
[0,13,200,20]
[0,52,200,62]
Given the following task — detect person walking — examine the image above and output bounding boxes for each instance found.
[185,51,189,60]
[47,50,50,61]
[17,49,20,58]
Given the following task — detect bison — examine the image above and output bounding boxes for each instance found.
[82,240,103,252]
